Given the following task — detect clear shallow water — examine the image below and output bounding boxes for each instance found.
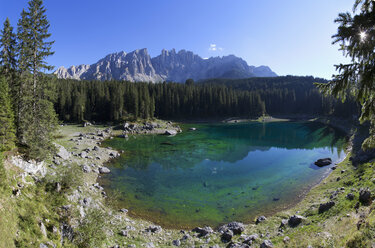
[100,122,347,228]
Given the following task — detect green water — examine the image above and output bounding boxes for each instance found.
[100,121,346,228]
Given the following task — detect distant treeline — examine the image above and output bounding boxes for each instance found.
[54,76,358,122]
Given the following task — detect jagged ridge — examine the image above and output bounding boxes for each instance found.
[54,48,277,82]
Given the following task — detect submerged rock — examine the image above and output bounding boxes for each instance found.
[314,158,332,167]
[165,130,177,136]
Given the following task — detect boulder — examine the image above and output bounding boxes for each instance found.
[119,208,128,214]
[279,219,288,228]
[243,234,258,245]
[119,230,128,236]
[56,145,71,160]
[99,167,111,174]
[260,240,274,248]
[359,188,372,205]
[80,151,88,158]
[192,226,213,237]
[346,193,355,200]
[172,239,181,246]
[288,215,304,227]
[221,229,233,242]
[314,158,332,167]
[318,201,335,214]
[255,216,267,224]
[82,165,91,173]
[165,130,177,136]
[218,221,245,235]
[146,225,162,233]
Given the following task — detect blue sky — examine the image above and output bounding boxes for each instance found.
[1,0,354,79]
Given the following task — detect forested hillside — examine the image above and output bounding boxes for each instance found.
[54,76,359,123]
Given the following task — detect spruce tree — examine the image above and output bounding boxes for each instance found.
[317,0,375,149]
[0,75,16,151]
[17,0,58,159]
[0,18,17,77]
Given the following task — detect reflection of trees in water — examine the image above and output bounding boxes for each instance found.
[112,122,347,170]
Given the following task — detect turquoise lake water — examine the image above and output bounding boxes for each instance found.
[100,121,347,228]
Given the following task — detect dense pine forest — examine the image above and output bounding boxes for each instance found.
[54,76,359,123]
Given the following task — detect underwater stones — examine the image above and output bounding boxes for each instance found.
[260,240,274,248]
[359,188,372,205]
[288,215,304,227]
[99,166,111,174]
[219,221,245,235]
[221,229,233,242]
[314,158,332,167]
[192,226,213,237]
[255,216,267,224]
[318,201,335,214]
[146,225,162,233]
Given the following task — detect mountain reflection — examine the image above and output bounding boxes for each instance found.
[105,121,347,170]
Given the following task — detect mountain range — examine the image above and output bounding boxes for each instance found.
[54,48,277,83]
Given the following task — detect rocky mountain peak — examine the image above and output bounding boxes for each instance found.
[54,49,277,82]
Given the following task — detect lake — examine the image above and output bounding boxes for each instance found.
[100,121,347,229]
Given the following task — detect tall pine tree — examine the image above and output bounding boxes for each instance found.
[317,0,375,149]
[0,75,16,151]
[17,0,58,159]
[0,18,17,78]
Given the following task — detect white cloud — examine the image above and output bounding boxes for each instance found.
[209,44,223,52]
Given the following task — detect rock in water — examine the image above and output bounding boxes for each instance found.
[165,130,177,136]
[314,158,332,167]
